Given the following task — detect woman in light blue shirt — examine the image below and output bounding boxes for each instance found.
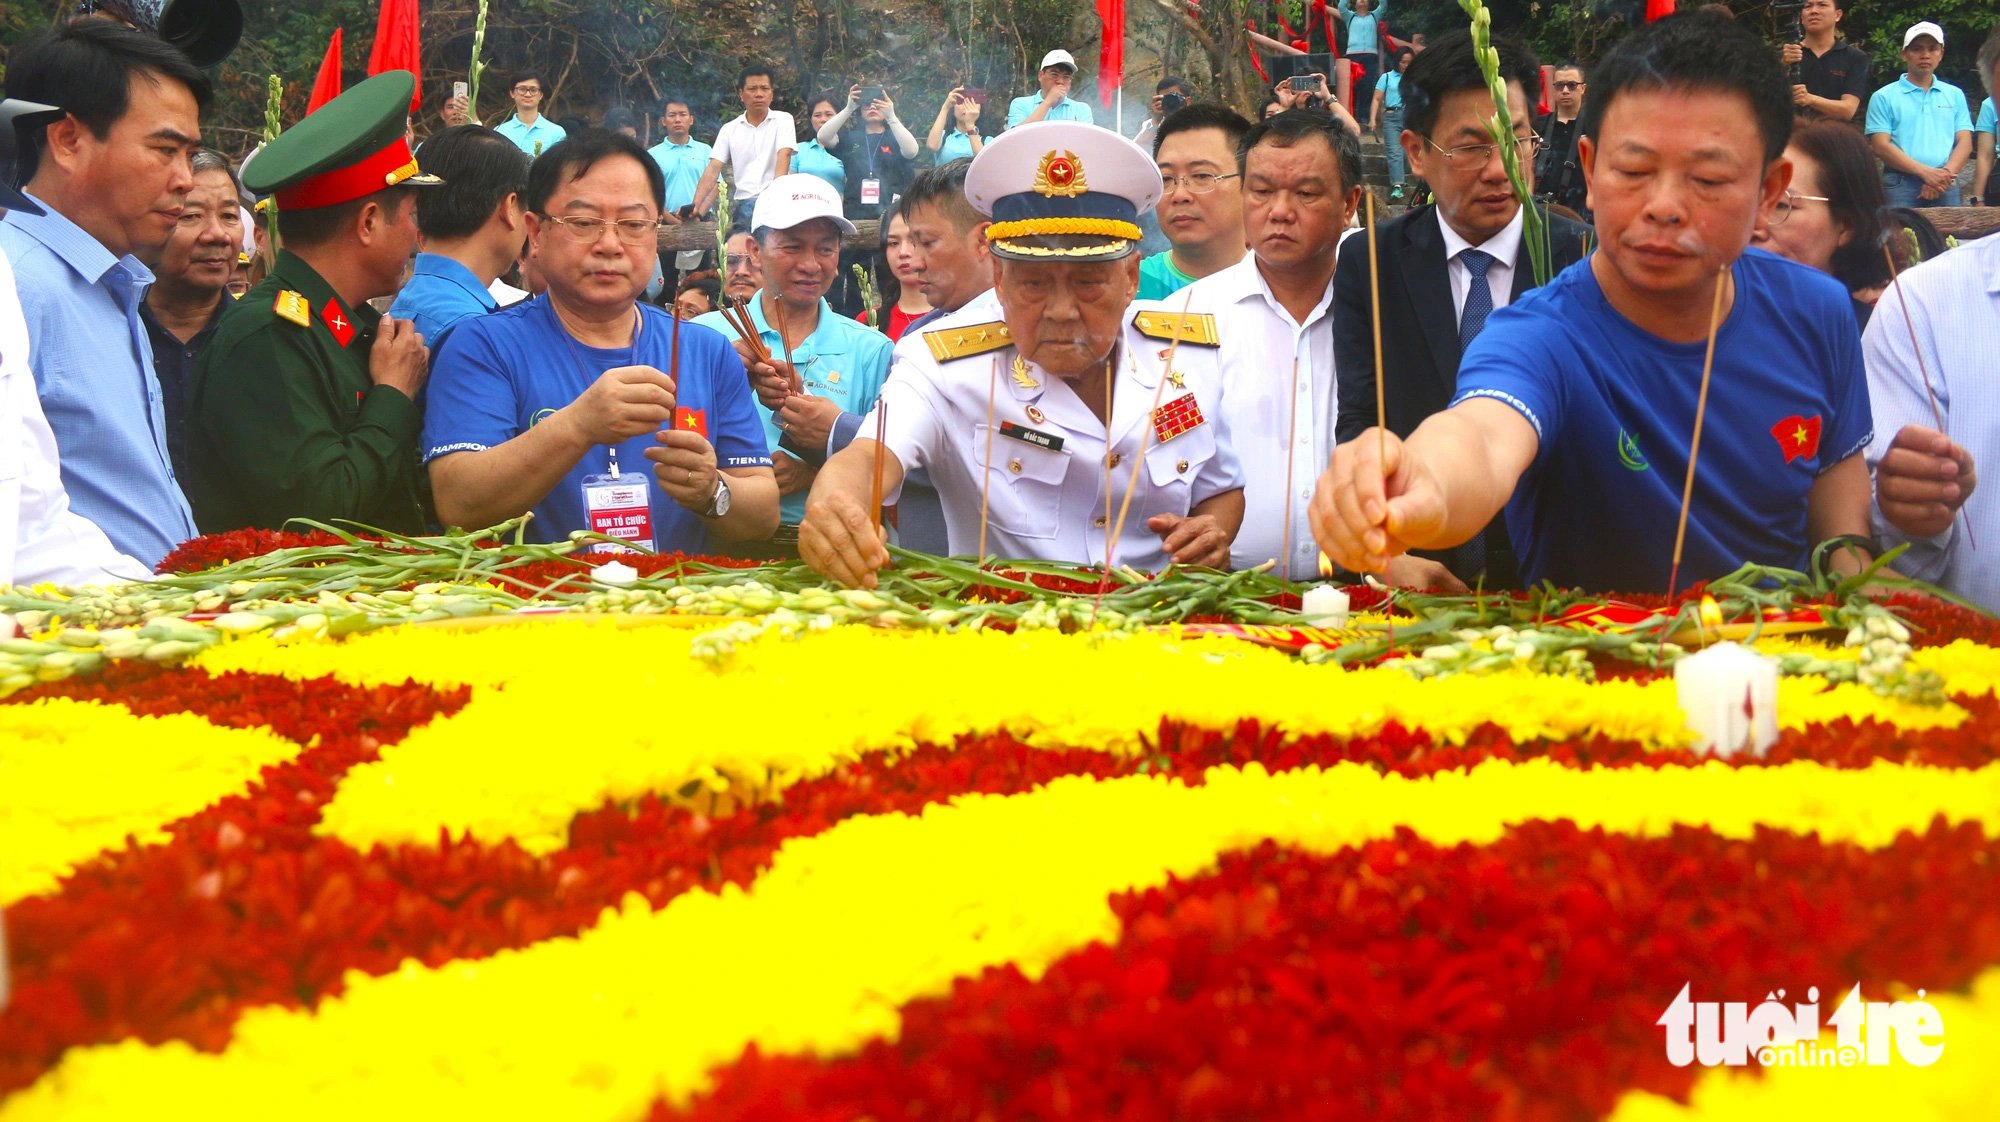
[1338,0,1388,122]
[791,96,847,196]
[926,87,990,164]
[1372,45,1414,197]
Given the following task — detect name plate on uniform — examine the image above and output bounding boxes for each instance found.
[999,421,1064,452]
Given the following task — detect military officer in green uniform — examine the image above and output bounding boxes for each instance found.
[186,71,440,533]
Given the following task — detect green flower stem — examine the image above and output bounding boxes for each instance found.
[1454,0,1549,285]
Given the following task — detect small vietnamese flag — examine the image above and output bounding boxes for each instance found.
[673,407,708,438]
[1770,414,1822,462]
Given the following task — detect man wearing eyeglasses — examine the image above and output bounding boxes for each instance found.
[1533,62,1589,217]
[494,73,567,157]
[1139,103,1251,301]
[1331,30,1591,590]
[186,73,440,534]
[422,130,779,550]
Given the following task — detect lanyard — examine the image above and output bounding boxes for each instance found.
[548,298,643,472]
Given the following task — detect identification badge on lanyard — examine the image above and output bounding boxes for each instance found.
[860,177,882,206]
[580,449,655,553]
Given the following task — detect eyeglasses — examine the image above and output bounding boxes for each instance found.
[724,253,755,269]
[1160,172,1242,195]
[540,214,663,245]
[1426,133,1545,169]
[1767,189,1832,227]
[1553,81,1584,92]
[512,85,543,95]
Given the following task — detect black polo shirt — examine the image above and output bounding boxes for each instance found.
[1796,40,1872,123]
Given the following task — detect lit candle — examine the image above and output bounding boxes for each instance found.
[1,908,10,1012]
[592,559,639,587]
[1301,585,1350,628]
[1674,641,1779,759]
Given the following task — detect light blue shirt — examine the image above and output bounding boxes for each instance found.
[646,135,712,212]
[1865,75,1974,169]
[1377,69,1403,109]
[937,131,988,162]
[694,296,893,524]
[1977,96,1996,136]
[388,253,497,348]
[494,114,568,157]
[1863,233,2000,611]
[0,196,196,567]
[1006,95,1095,129]
[791,139,847,196]
[1337,0,1388,55]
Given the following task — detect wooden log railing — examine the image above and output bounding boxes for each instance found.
[657,218,882,254]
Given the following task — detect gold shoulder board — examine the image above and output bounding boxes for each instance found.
[273,290,312,327]
[1133,311,1219,347]
[922,320,1013,363]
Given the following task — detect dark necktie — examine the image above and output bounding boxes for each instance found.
[1457,248,1495,353]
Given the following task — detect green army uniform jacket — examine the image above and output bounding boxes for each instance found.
[185,250,430,533]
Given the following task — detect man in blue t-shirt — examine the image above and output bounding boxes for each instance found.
[1309,13,1878,593]
[423,131,777,551]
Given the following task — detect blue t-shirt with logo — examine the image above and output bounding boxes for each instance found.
[694,297,894,525]
[421,298,772,550]
[1449,247,1872,591]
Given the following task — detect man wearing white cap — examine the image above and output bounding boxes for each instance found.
[694,173,894,550]
[1007,50,1097,129]
[798,122,1244,586]
[1866,21,1973,208]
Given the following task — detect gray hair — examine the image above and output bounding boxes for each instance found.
[190,146,242,196]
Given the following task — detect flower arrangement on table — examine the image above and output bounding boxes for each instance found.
[1,522,1997,1120]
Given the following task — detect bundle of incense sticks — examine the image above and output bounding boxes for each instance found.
[717,300,771,366]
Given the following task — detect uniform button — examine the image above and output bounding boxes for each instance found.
[1093,515,1108,527]
[1008,458,1023,474]
[1176,459,1189,474]
[1106,452,1122,468]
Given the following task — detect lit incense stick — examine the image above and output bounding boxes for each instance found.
[1365,190,1388,487]
[1668,264,1731,599]
[868,400,889,542]
[1104,283,1202,569]
[979,354,999,565]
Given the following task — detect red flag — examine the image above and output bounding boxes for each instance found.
[1096,0,1125,107]
[1770,415,1823,462]
[366,0,422,114]
[1644,0,1676,21]
[306,28,343,115]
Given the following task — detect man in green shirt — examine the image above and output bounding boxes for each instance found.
[1138,104,1252,301]
[186,71,440,533]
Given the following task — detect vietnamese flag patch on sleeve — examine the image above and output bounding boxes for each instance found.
[673,407,708,438]
[1770,414,1822,463]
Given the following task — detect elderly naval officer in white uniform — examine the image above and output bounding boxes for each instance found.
[798,121,1244,587]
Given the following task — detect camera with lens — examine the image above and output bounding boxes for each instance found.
[1160,92,1189,114]
[1771,0,1805,81]
[71,0,244,67]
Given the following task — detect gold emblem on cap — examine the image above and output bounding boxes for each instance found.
[1032,150,1089,198]
[384,158,420,187]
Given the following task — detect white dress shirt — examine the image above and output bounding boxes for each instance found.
[1438,206,1524,321]
[712,111,799,201]
[1179,255,1337,579]
[0,249,148,588]
[1862,232,2000,611]
[870,299,1243,571]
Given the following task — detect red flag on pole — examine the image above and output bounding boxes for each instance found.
[366,0,423,114]
[306,28,344,115]
[1096,0,1125,107]
[1644,0,1676,21]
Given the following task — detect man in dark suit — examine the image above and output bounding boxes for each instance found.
[1334,30,1591,590]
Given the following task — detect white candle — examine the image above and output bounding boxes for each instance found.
[1301,585,1350,628]
[1,907,10,1012]
[1674,641,1779,759]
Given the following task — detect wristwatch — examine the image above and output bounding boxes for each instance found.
[699,475,732,519]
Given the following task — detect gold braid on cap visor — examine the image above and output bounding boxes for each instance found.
[985,217,1143,252]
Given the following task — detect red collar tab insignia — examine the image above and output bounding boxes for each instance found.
[673,406,709,438]
[1770,414,1823,462]
[1033,149,1088,198]
[320,299,356,347]
[1152,393,1206,444]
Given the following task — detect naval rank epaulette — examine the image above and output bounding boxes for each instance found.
[922,320,1013,363]
[1133,310,1219,346]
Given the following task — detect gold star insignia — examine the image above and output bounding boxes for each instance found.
[1793,424,1809,446]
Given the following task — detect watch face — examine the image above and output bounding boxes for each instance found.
[711,478,732,517]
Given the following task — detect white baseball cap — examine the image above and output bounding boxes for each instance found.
[748,173,858,235]
[1902,21,1944,48]
[1039,49,1078,72]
